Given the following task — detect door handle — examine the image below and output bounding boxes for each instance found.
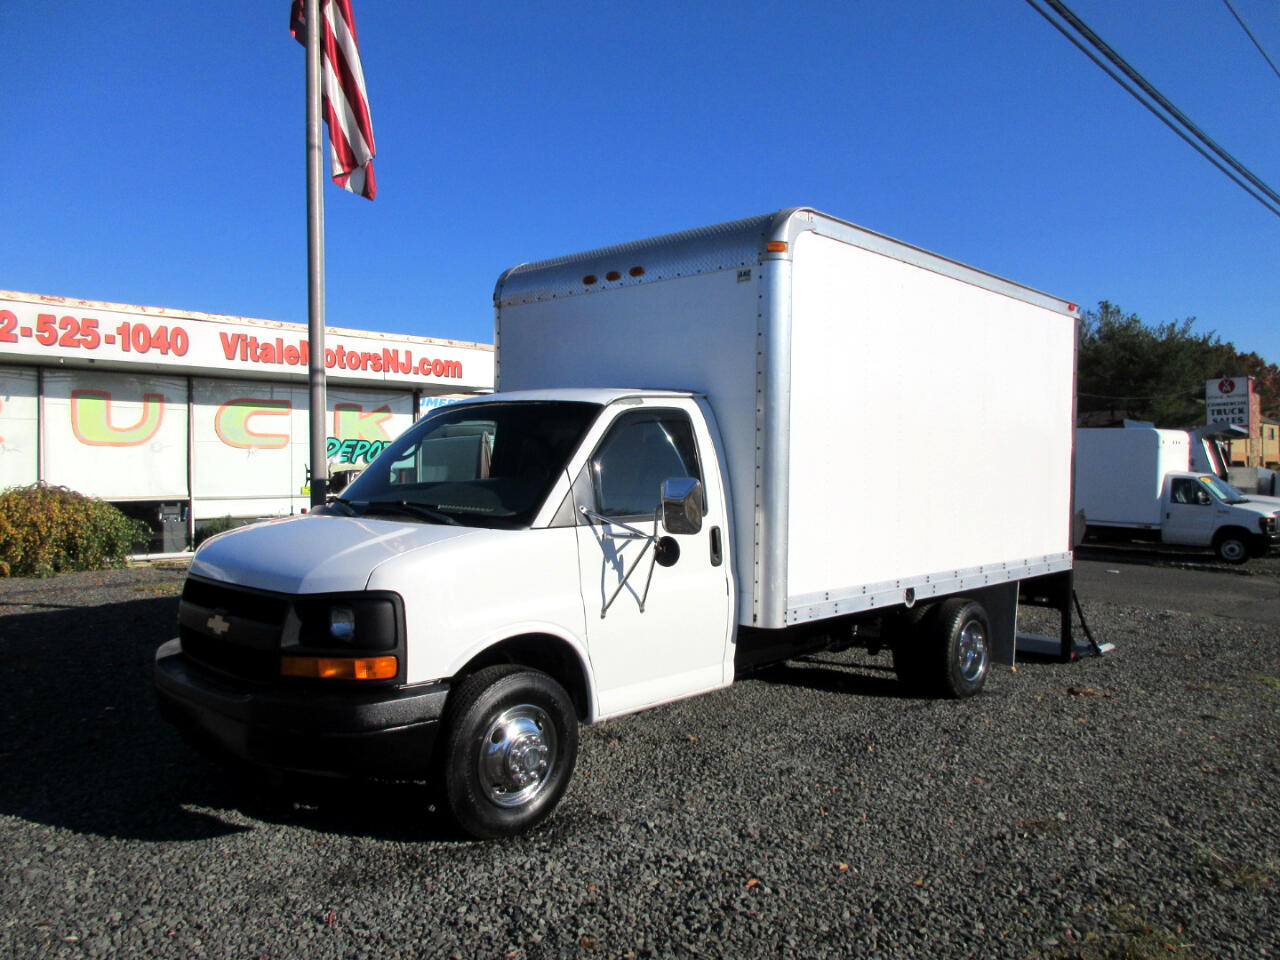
[709,526,722,567]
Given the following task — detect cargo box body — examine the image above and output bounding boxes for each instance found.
[1076,427,1191,527]
[495,209,1077,629]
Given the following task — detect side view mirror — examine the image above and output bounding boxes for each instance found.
[661,477,703,535]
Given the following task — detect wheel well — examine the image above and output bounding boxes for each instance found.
[1213,526,1252,545]
[456,634,591,721]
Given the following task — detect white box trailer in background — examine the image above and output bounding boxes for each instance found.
[495,208,1078,633]
[157,209,1081,838]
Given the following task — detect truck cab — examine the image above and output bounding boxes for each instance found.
[1160,471,1279,562]
[156,389,735,838]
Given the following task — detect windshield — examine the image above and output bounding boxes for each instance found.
[336,401,601,528]
[1199,475,1249,505]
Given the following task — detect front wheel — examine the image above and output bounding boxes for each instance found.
[1213,532,1249,565]
[442,665,579,840]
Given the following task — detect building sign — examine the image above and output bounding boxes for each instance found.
[0,293,494,390]
[0,368,38,489]
[419,393,471,416]
[191,378,414,509]
[1206,377,1254,430]
[1,365,416,518]
[44,370,190,499]
[0,292,494,524]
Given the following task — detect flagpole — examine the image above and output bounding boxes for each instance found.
[304,0,328,509]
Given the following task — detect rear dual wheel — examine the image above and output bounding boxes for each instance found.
[892,598,990,699]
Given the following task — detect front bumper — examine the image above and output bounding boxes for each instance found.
[154,638,450,778]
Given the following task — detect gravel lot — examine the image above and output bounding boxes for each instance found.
[1,555,1278,959]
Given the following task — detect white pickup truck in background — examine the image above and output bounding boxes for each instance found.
[156,208,1079,837]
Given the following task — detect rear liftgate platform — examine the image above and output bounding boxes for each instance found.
[1015,570,1115,661]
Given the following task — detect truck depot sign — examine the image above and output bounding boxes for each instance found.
[1205,376,1254,430]
[0,293,487,387]
[0,291,494,547]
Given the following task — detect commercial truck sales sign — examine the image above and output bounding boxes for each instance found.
[1205,376,1254,430]
[0,294,493,390]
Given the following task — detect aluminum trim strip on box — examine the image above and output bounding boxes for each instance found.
[783,553,1073,624]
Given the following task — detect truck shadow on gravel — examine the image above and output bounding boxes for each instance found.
[749,655,912,699]
[0,597,461,844]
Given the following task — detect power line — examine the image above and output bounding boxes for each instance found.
[1023,0,1280,219]
[1221,0,1280,83]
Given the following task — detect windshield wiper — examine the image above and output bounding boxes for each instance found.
[362,500,462,526]
[324,496,358,516]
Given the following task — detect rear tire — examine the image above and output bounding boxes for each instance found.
[935,599,990,699]
[442,665,579,840]
[892,598,990,698]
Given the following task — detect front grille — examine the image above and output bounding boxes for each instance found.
[179,578,290,683]
[182,578,290,626]
[179,627,279,682]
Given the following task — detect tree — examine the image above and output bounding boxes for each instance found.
[1077,301,1233,427]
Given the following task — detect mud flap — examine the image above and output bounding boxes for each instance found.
[956,581,1019,666]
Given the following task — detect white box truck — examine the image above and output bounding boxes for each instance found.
[156,209,1078,837]
[1076,426,1279,562]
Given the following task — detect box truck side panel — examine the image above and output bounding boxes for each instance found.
[495,267,763,623]
[1076,428,1189,526]
[786,231,1075,618]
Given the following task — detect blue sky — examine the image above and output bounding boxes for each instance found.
[4,1,1279,361]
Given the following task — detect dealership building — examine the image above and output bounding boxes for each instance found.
[0,290,494,552]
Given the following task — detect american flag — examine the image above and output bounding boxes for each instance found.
[291,0,377,200]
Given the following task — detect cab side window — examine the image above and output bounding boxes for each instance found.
[591,411,702,518]
[1171,478,1207,505]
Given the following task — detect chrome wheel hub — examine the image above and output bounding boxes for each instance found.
[479,704,556,808]
[958,620,988,683]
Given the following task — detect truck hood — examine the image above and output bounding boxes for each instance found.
[190,514,476,594]
[1223,499,1280,518]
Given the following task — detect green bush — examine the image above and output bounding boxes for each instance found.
[0,484,148,578]
[193,514,240,548]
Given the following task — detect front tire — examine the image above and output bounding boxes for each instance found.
[442,665,579,839]
[1214,531,1249,565]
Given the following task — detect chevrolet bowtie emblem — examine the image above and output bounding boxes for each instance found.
[207,613,231,636]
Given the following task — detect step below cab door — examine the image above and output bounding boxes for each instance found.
[571,400,734,717]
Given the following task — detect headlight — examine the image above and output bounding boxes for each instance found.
[287,593,403,652]
[281,592,404,682]
[329,605,357,642]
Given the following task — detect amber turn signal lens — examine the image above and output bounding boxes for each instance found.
[281,655,398,680]
[766,241,788,252]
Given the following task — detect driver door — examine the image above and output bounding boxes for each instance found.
[573,402,734,717]
[1163,476,1217,546]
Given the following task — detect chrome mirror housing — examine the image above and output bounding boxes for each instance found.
[660,477,703,535]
